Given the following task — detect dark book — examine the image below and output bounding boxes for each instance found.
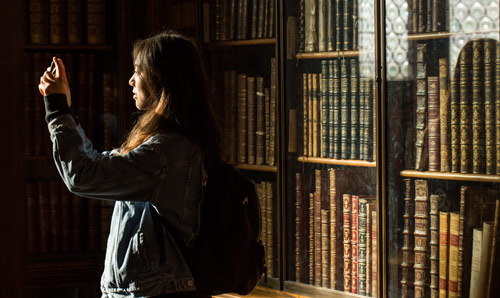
[308,73,313,157]
[417,0,426,33]
[411,0,418,33]
[247,76,256,164]
[29,0,49,44]
[472,40,485,174]
[484,39,496,175]
[237,73,247,163]
[49,0,66,44]
[459,42,473,174]
[451,59,460,173]
[401,179,414,297]
[333,59,341,159]
[317,0,326,51]
[77,54,89,133]
[302,73,309,157]
[359,78,366,161]
[49,181,62,252]
[496,43,500,175]
[26,183,39,253]
[321,61,329,158]
[340,59,351,159]
[364,79,374,162]
[312,73,319,157]
[358,197,373,296]
[305,0,317,52]
[229,71,238,164]
[350,59,359,160]
[335,0,343,51]
[215,0,222,40]
[250,0,257,38]
[267,0,274,37]
[32,53,45,155]
[23,54,34,156]
[309,192,315,284]
[265,182,274,277]
[295,172,313,283]
[328,60,335,158]
[257,0,265,38]
[87,54,96,140]
[270,57,277,165]
[229,0,237,39]
[415,43,428,171]
[439,58,450,172]
[265,87,271,163]
[60,183,72,252]
[38,181,50,253]
[221,0,229,40]
[429,194,442,298]
[262,0,269,39]
[298,0,305,52]
[87,0,106,44]
[427,77,440,172]
[425,0,431,33]
[237,0,243,39]
[256,76,265,165]
[342,0,352,50]
[326,0,334,51]
[414,179,429,298]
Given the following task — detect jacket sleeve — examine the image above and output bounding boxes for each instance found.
[44,95,163,201]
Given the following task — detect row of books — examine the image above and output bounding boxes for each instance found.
[220,58,277,166]
[25,181,114,254]
[414,40,500,175]
[208,0,275,41]
[295,168,376,296]
[407,0,446,34]
[256,181,276,278]
[28,0,107,45]
[23,52,117,156]
[401,179,500,298]
[298,0,361,53]
[296,59,375,161]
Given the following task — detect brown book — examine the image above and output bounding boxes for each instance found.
[49,181,62,252]
[484,39,496,175]
[459,42,472,173]
[439,58,450,172]
[87,0,106,44]
[428,77,440,172]
[289,108,298,153]
[343,193,352,292]
[449,212,460,298]
[496,43,500,175]
[402,178,414,297]
[67,0,82,44]
[415,44,428,171]
[247,76,256,164]
[309,192,315,284]
[430,194,442,297]
[29,0,49,44]
[267,0,274,38]
[329,169,337,289]
[265,87,271,163]
[314,170,323,286]
[237,74,247,164]
[321,209,330,288]
[256,77,265,164]
[414,179,429,298]
[296,172,313,283]
[317,0,326,52]
[312,73,319,157]
[450,60,460,173]
[32,53,45,155]
[471,40,485,174]
[371,209,377,297]
[486,200,500,298]
[265,182,274,277]
[304,0,317,52]
[439,212,450,298]
[229,70,238,164]
[49,0,66,44]
[269,58,277,165]
[26,183,39,253]
[308,73,314,157]
[351,194,359,294]
[302,73,309,157]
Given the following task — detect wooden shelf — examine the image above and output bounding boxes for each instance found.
[208,38,276,48]
[216,286,310,298]
[284,281,365,298]
[407,30,500,41]
[235,164,278,172]
[297,156,376,167]
[296,50,360,59]
[400,170,500,183]
[23,44,114,51]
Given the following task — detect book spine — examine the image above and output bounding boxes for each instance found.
[221,0,229,40]
[333,60,341,159]
[366,200,372,297]
[342,0,352,50]
[352,0,358,50]
[295,174,303,282]
[298,0,305,52]
[247,76,256,164]
[270,57,277,165]
[448,212,460,298]
[87,0,106,44]
[472,40,485,174]
[309,192,315,284]
[23,54,34,156]
[49,181,62,252]
[32,53,44,155]
[359,78,366,161]
[411,0,418,33]
[317,0,325,52]
[67,0,82,44]
[26,183,39,253]
[459,43,472,173]
[305,0,317,52]
[326,0,334,51]
[60,184,72,252]
[314,170,322,287]
[428,77,440,172]
[265,182,274,277]
[439,58,450,172]
[321,61,329,158]
[329,169,337,289]
[450,60,460,173]
[458,186,466,298]
[265,87,270,163]
[250,0,258,38]
[484,40,496,175]
[402,178,414,297]
[256,77,265,164]
[426,0,432,32]
[350,59,359,160]
[308,73,314,157]
[335,0,343,51]
[430,195,441,298]
[417,0,426,32]
[469,228,482,298]
[29,0,49,44]
[267,0,274,37]
[303,73,309,156]
[358,198,368,296]
[343,193,352,292]
[371,208,377,297]
[365,80,374,161]
[237,74,247,163]
[257,0,265,38]
[439,212,450,298]
[340,59,351,160]
[229,0,236,39]
[477,222,493,298]
[414,179,429,298]
[415,44,428,171]
[312,73,319,157]
[242,0,248,39]
[351,195,359,294]
[38,181,50,253]
[262,0,269,38]
[215,0,222,40]
[486,200,500,298]
[496,44,500,175]
[321,209,330,288]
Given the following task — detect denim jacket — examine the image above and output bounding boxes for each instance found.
[44,94,202,297]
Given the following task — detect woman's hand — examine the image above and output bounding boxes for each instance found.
[39,56,72,107]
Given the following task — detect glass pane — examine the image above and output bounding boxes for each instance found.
[385,0,500,297]
[283,0,378,296]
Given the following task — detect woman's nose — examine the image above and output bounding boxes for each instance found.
[129,75,134,87]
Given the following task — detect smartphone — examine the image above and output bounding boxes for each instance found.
[49,60,56,74]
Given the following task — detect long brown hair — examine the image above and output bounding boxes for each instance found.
[119,30,221,161]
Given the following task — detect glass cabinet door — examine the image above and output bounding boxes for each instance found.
[282,0,378,296]
[385,0,500,297]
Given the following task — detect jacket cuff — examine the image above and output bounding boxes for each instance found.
[44,94,79,124]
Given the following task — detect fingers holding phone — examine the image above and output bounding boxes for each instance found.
[38,56,72,107]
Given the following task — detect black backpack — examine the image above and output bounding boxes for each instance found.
[156,160,266,295]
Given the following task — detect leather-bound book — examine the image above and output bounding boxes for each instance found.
[428,77,440,172]
[298,0,305,52]
[305,0,317,52]
[340,59,351,160]
[23,54,34,156]
[359,78,366,161]
[450,60,460,173]
[314,170,323,286]
[86,0,106,44]
[471,40,485,174]
[449,212,459,298]
[317,0,326,52]
[321,61,329,158]
[29,0,49,44]
[358,197,369,295]
[335,0,343,51]
[343,193,352,292]
[270,57,277,165]
[49,0,66,44]
[439,58,450,172]
[256,77,265,164]
[312,73,319,157]
[350,59,359,160]
[402,178,414,297]
[439,212,450,298]
[429,194,442,298]
[496,44,500,175]
[309,192,315,284]
[459,42,472,173]
[351,195,359,294]
[329,169,338,289]
[303,73,309,156]
[484,39,496,175]
[321,208,330,287]
[247,76,256,164]
[333,59,341,159]
[414,179,429,298]
[486,200,500,298]
[237,73,247,164]
[326,0,334,51]
[342,0,352,50]
[328,60,335,158]
[415,44,428,171]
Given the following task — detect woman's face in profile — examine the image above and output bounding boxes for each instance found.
[129,61,151,110]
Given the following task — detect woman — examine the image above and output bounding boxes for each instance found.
[38,31,219,298]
